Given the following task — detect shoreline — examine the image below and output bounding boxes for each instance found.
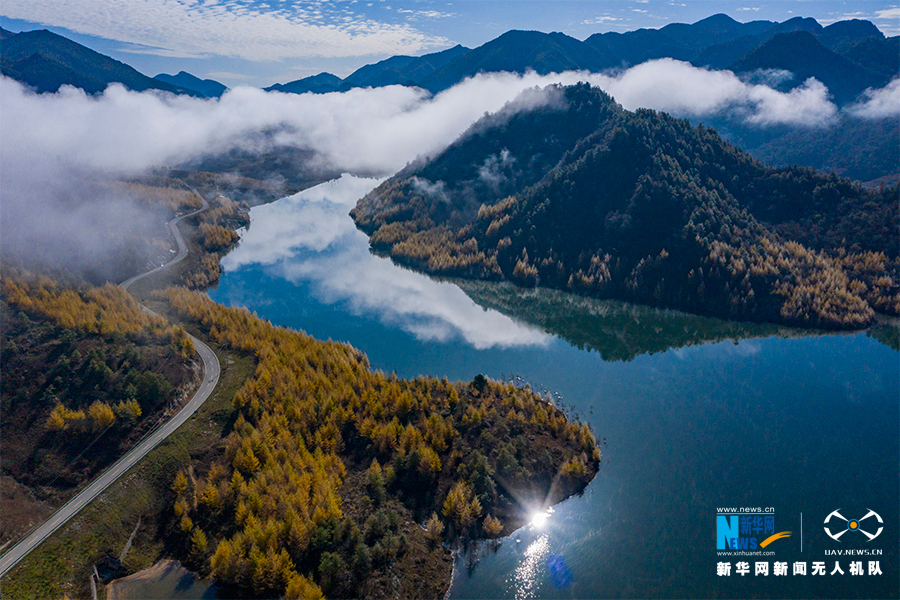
[105,559,213,600]
[105,559,178,600]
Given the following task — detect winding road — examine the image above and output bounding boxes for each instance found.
[0,193,221,579]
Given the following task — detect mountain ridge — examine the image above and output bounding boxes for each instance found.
[0,27,200,96]
[351,83,899,329]
[154,71,227,98]
[2,14,894,107]
[729,30,885,103]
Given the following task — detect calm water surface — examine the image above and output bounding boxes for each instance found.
[209,175,899,599]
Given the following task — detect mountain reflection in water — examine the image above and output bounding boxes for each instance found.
[217,174,883,361]
[453,280,810,361]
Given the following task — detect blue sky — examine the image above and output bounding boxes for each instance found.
[2,1,898,87]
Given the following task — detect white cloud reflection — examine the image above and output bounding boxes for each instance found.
[220,175,551,349]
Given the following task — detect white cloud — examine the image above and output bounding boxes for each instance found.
[0,73,571,180]
[0,60,849,287]
[845,78,900,119]
[0,72,565,286]
[0,60,844,189]
[1,0,448,60]
[410,177,449,202]
[416,10,454,18]
[743,78,838,126]
[117,46,208,59]
[582,16,621,25]
[478,149,515,191]
[585,59,838,126]
[1,54,850,181]
[874,7,900,35]
[397,8,454,19]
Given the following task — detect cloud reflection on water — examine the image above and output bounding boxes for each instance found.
[221,175,551,349]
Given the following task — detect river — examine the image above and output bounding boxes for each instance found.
[205,175,898,599]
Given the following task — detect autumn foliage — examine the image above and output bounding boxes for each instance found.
[199,224,240,252]
[182,195,249,289]
[1,274,195,510]
[160,287,599,597]
[1,273,193,355]
[119,181,203,212]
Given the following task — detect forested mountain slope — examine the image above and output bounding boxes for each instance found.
[352,84,899,329]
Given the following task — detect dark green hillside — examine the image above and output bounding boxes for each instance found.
[342,55,416,87]
[0,28,199,95]
[707,115,900,186]
[840,35,899,80]
[352,83,899,329]
[658,13,775,51]
[688,15,826,71]
[377,45,471,88]
[343,44,470,89]
[729,31,886,103]
[587,28,693,65]
[816,19,884,53]
[586,13,777,68]
[265,45,472,95]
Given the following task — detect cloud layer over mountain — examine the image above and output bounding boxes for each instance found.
[1,63,895,279]
[6,60,887,178]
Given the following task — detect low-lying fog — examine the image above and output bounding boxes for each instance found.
[1,60,897,280]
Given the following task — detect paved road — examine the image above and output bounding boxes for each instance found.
[0,193,221,579]
[120,194,209,291]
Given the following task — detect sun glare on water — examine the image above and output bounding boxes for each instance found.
[530,508,552,528]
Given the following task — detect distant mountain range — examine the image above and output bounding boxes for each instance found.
[0,27,202,96]
[6,13,892,106]
[269,13,896,105]
[352,83,899,329]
